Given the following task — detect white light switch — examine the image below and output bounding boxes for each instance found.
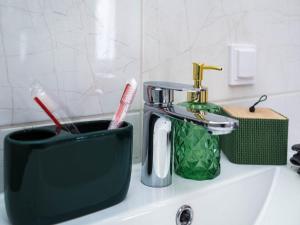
[229,44,256,86]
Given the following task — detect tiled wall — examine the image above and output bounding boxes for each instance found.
[0,0,141,125]
[143,0,300,102]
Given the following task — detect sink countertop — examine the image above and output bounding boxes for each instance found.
[0,153,299,225]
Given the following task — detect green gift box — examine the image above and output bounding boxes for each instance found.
[220,106,288,165]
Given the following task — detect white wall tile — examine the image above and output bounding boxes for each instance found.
[0,110,12,125]
[6,51,57,89]
[142,0,300,104]
[13,109,48,124]
[0,87,12,109]
[0,58,8,85]
[0,7,52,56]
[0,0,141,126]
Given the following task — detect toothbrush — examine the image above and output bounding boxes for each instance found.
[34,96,63,134]
[108,78,137,130]
[31,82,80,134]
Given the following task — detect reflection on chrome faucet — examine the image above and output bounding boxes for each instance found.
[141,81,239,188]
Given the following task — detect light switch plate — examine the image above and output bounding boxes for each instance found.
[229,44,256,86]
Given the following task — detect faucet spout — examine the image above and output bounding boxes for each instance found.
[141,81,239,187]
[162,104,238,135]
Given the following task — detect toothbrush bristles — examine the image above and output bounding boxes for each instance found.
[108,78,137,130]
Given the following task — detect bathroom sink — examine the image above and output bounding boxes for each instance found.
[59,157,281,225]
[95,168,276,225]
[0,156,299,225]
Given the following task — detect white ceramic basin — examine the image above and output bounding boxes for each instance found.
[0,156,299,225]
[60,156,284,225]
[98,168,276,225]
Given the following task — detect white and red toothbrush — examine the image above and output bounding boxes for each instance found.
[108,78,137,130]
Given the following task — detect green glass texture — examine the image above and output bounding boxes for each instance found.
[173,102,221,180]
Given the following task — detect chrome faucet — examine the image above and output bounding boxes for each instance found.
[141,81,239,187]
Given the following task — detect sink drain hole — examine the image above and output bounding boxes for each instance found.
[176,205,193,225]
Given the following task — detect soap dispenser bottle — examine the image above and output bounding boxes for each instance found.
[173,63,223,180]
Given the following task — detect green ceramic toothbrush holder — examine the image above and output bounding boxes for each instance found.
[4,120,133,225]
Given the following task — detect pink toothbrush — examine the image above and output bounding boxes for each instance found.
[108,79,137,129]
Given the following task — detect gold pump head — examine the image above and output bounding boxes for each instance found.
[187,63,222,103]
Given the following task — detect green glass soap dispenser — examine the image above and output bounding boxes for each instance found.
[173,63,223,180]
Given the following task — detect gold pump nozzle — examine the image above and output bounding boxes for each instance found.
[192,63,222,88]
[188,63,223,103]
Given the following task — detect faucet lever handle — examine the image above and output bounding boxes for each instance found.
[144,81,197,105]
[144,81,195,92]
